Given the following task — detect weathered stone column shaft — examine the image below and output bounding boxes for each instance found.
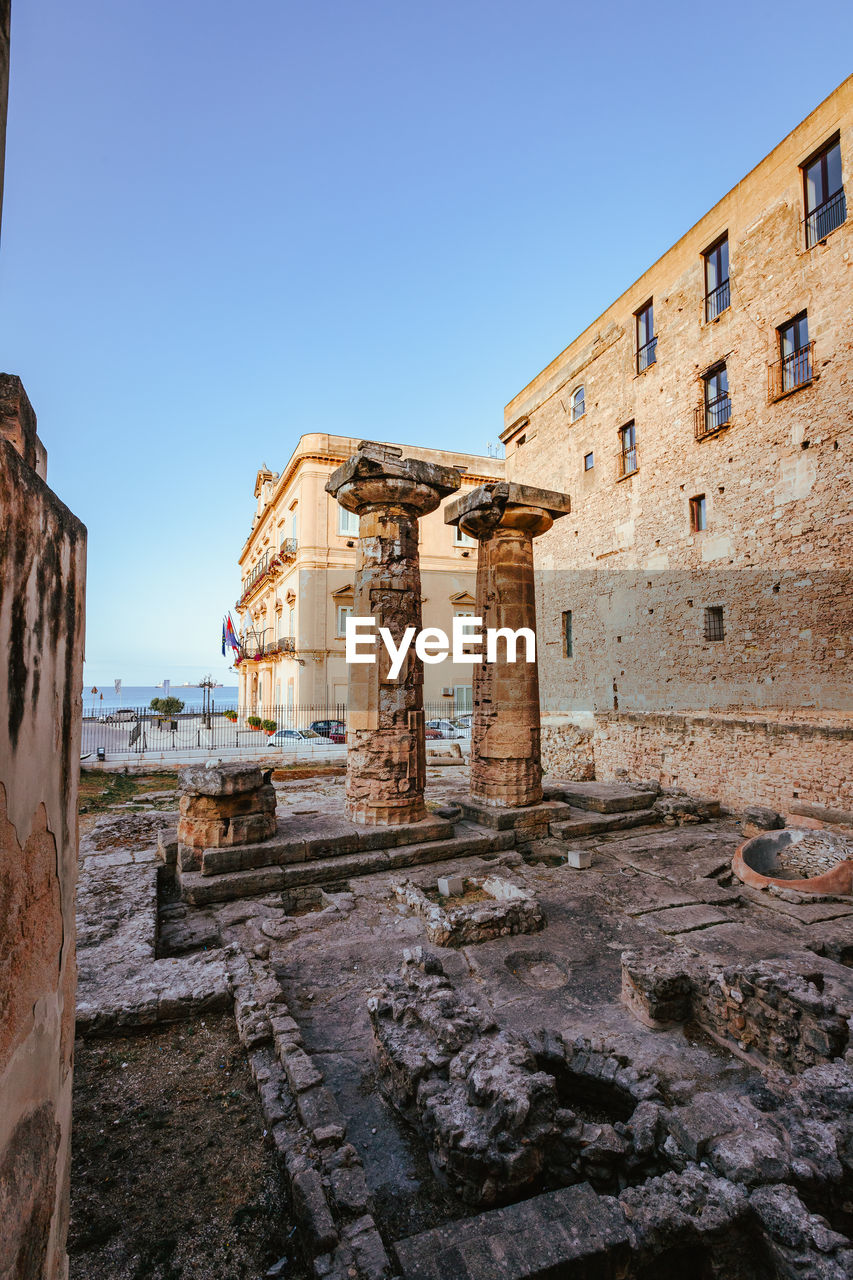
[445,481,571,809]
[328,445,460,825]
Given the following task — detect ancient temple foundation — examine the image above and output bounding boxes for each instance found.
[445,481,571,809]
[327,442,461,825]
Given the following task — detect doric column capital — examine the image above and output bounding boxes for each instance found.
[443,481,571,541]
[327,442,461,519]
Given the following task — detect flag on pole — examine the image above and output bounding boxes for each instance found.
[224,614,240,654]
[221,617,227,657]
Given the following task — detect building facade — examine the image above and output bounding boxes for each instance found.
[235,434,504,721]
[503,77,853,816]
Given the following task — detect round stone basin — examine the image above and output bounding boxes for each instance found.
[733,828,853,895]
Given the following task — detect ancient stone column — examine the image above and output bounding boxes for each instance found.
[327,443,461,825]
[444,482,571,808]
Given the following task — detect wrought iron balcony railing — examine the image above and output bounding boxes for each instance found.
[636,337,657,373]
[804,189,846,248]
[237,539,299,607]
[695,393,732,440]
[237,635,297,662]
[704,278,730,322]
[617,446,638,479]
[768,341,814,401]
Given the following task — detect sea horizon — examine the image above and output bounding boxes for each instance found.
[82,683,239,712]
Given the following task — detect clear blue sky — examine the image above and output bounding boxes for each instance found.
[2,1,850,686]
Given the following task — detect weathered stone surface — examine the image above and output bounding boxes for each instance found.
[179,761,264,796]
[547,781,660,813]
[445,482,570,810]
[394,1183,631,1280]
[327,444,461,827]
[395,875,544,947]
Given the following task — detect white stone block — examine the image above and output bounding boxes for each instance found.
[564,848,592,869]
[438,875,464,897]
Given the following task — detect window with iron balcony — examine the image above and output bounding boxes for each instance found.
[617,422,638,478]
[635,301,657,373]
[770,312,813,401]
[695,363,731,439]
[802,137,846,248]
[703,235,730,322]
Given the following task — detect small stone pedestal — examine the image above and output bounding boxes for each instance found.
[445,481,571,809]
[178,762,277,871]
[327,442,460,826]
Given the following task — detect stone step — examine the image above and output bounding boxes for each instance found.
[200,812,454,876]
[180,824,516,905]
[545,780,659,813]
[550,806,660,840]
[393,1182,630,1280]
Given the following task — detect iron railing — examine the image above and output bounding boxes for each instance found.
[704,278,730,322]
[695,393,732,439]
[80,699,474,759]
[237,635,297,662]
[617,446,638,479]
[637,337,657,373]
[804,189,846,248]
[237,539,299,608]
[768,341,814,401]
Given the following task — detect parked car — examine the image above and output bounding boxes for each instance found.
[98,709,138,723]
[426,718,466,739]
[425,727,442,740]
[310,719,346,740]
[452,714,473,730]
[271,728,322,744]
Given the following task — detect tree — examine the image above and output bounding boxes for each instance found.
[149,696,185,717]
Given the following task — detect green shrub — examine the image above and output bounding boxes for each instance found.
[262,719,277,733]
[247,715,262,728]
[149,696,185,717]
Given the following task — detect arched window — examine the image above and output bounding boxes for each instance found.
[571,386,585,421]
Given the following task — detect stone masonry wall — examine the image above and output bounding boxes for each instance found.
[593,712,852,816]
[505,81,853,811]
[0,379,86,1280]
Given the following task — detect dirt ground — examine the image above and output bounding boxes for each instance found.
[69,1013,306,1280]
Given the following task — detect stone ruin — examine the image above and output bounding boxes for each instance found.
[372,949,853,1280]
[393,875,544,947]
[63,441,853,1280]
[176,760,277,871]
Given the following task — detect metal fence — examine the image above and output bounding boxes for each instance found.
[80,700,473,759]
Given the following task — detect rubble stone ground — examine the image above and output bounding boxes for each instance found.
[73,764,853,1279]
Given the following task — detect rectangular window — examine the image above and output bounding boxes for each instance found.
[338,506,359,536]
[689,494,707,532]
[454,524,476,547]
[703,235,730,321]
[562,610,573,658]
[803,137,846,247]
[618,422,637,477]
[776,312,812,394]
[636,301,657,372]
[699,363,731,436]
[583,451,594,471]
[336,604,353,637]
[704,605,725,642]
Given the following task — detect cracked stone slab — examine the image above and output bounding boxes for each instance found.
[638,904,733,935]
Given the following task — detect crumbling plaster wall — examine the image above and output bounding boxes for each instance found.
[0,377,86,1280]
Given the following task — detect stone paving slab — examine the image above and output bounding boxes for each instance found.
[393,1182,631,1280]
[739,887,853,924]
[640,903,734,935]
[546,780,660,813]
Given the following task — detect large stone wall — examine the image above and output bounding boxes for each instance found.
[504,81,853,813]
[592,712,852,816]
[0,378,86,1280]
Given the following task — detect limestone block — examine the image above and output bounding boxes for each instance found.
[179,761,263,796]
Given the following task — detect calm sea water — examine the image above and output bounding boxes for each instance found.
[82,684,239,712]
